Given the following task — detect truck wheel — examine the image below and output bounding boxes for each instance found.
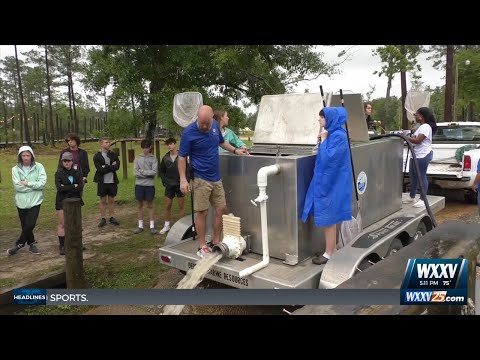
[464,191,477,204]
[387,237,403,256]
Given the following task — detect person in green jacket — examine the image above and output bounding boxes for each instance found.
[214,109,248,154]
[7,145,47,256]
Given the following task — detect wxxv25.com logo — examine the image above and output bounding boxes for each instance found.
[400,259,468,305]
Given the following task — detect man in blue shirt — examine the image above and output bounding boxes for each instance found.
[178,105,248,257]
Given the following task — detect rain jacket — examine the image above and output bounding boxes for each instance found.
[302,107,352,227]
[12,145,47,209]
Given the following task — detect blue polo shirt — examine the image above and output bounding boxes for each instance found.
[179,119,225,182]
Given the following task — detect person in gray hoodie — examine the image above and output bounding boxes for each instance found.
[7,145,47,256]
[133,139,158,234]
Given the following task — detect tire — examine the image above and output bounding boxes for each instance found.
[355,258,374,274]
[412,221,428,242]
[386,237,403,256]
[464,190,478,205]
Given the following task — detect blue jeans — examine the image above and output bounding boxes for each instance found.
[477,191,480,216]
[409,151,433,201]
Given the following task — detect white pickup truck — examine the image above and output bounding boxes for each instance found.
[403,122,480,203]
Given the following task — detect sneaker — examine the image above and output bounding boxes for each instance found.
[312,255,329,265]
[413,200,425,208]
[6,243,24,256]
[196,245,212,258]
[59,245,65,256]
[159,225,170,234]
[150,228,158,235]
[402,197,418,204]
[29,244,40,255]
[98,218,107,227]
[109,217,120,226]
[133,227,144,234]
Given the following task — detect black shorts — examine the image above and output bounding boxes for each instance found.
[165,185,184,199]
[56,197,84,211]
[135,185,155,202]
[97,183,118,197]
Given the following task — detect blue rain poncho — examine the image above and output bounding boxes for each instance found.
[302,107,352,227]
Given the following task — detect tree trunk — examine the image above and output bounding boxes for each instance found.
[145,82,159,141]
[104,87,108,124]
[67,80,73,134]
[131,94,138,137]
[68,71,78,133]
[401,71,408,129]
[468,101,475,122]
[385,75,392,127]
[15,45,31,146]
[445,45,454,122]
[45,46,55,146]
[2,90,7,144]
[13,66,23,143]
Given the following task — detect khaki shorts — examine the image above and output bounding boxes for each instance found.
[192,178,226,212]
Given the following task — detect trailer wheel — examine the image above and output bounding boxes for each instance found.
[386,237,403,256]
[413,221,428,242]
[355,255,378,274]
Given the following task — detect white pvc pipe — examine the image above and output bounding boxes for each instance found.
[239,164,280,278]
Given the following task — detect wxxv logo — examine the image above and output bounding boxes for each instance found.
[400,258,468,305]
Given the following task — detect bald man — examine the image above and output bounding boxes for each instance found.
[178,105,248,258]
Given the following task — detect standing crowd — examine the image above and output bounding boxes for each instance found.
[5,106,250,259]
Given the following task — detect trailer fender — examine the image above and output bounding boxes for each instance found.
[164,215,197,246]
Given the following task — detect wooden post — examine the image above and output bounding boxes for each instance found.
[63,198,87,288]
[155,139,161,168]
[121,140,127,179]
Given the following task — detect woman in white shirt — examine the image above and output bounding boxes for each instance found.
[403,107,436,208]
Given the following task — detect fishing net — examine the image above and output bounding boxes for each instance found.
[173,92,203,128]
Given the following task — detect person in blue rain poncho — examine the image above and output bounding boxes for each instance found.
[302,107,352,265]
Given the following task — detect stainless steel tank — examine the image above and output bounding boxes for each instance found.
[217,93,403,265]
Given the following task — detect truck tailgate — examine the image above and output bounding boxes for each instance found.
[403,157,465,179]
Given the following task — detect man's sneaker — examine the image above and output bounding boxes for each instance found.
[150,228,158,235]
[6,243,24,256]
[133,227,144,234]
[59,245,65,256]
[29,244,40,255]
[109,217,120,226]
[196,245,212,258]
[98,218,107,227]
[413,200,425,208]
[402,197,418,204]
[159,225,170,234]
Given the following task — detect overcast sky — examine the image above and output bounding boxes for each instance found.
[0,45,446,102]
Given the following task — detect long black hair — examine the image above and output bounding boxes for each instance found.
[416,107,437,135]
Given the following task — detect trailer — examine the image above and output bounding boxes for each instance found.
[159,92,445,289]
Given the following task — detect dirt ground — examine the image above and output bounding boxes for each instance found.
[2,191,479,316]
[0,205,135,283]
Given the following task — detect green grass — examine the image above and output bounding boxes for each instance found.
[0,278,17,288]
